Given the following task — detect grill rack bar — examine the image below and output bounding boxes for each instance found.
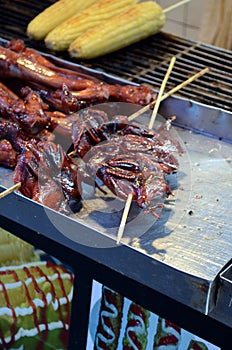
[1,0,232,111]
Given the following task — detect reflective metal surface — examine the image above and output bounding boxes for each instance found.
[0,82,232,324]
[0,37,232,327]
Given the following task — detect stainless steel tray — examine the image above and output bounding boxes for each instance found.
[0,42,232,327]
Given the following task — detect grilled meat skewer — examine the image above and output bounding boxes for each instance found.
[13,140,83,214]
[0,82,50,134]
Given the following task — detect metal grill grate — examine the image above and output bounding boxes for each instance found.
[1,0,232,111]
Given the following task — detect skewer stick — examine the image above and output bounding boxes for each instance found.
[116,193,133,245]
[0,182,21,199]
[163,0,191,14]
[161,67,210,100]
[116,57,176,245]
[148,56,176,129]
[68,150,76,157]
[128,67,209,122]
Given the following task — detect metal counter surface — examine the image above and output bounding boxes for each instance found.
[1,93,232,324]
[0,39,231,325]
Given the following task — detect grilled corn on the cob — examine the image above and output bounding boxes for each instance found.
[45,0,138,51]
[69,1,166,59]
[27,0,99,40]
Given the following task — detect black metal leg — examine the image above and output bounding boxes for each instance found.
[68,268,93,350]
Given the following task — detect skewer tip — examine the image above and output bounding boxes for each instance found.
[0,182,21,199]
[116,193,133,245]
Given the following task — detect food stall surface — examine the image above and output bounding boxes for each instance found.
[0,1,232,348]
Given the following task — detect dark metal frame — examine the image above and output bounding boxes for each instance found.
[0,203,231,350]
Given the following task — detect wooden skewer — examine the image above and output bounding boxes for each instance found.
[161,67,209,100]
[148,56,176,129]
[0,182,21,199]
[163,0,191,14]
[116,56,176,245]
[68,150,76,157]
[116,193,133,245]
[128,67,210,122]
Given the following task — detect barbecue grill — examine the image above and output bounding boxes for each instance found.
[1,0,232,112]
[0,1,232,349]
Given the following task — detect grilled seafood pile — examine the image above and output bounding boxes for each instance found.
[0,40,182,218]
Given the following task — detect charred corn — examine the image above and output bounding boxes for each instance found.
[45,0,138,51]
[69,1,166,59]
[27,0,99,40]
